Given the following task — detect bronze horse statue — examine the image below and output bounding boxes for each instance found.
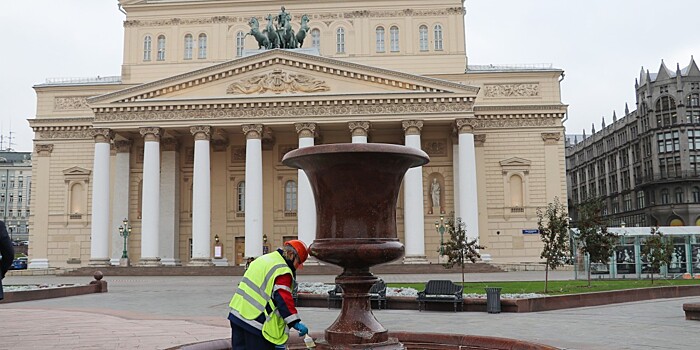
[265,14,281,49]
[295,14,310,48]
[247,17,270,49]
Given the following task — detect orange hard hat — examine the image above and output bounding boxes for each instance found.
[284,239,308,264]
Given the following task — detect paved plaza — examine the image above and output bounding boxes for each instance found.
[0,271,697,350]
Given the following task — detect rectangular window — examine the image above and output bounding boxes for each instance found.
[376,28,385,52]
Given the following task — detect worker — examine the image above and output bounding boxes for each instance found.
[228,240,310,350]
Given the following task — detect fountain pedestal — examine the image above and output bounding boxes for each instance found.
[283,143,428,349]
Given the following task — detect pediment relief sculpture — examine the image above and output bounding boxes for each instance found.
[226,69,330,95]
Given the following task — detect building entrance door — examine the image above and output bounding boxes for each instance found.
[235,237,245,266]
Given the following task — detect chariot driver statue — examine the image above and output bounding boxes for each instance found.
[277,6,290,34]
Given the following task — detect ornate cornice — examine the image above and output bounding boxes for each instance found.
[33,125,93,140]
[94,99,472,122]
[294,122,317,138]
[91,128,113,143]
[35,144,54,156]
[139,127,162,142]
[473,105,565,112]
[455,119,475,134]
[471,116,560,128]
[483,83,539,97]
[114,139,133,153]
[190,125,212,141]
[474,134,486,147]
[227,70,330,94]
[541,132,562,145]
[54,96,91,111]
[242,124,263,139]
[348,121,370,137]
[401,120,423,135]
[122,8,464,27]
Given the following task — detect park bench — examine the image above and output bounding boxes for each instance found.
[416,280,463,312]
[327,279,387,309]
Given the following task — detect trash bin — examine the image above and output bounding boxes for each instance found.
[485,287,502,313]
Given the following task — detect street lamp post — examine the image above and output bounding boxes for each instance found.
[8,224,14,242]
[435,216,446,264]
[118,218,132,266]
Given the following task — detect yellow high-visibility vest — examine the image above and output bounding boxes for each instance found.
[229,251,293,345]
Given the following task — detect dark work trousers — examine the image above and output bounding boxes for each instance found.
[230,320,277,350]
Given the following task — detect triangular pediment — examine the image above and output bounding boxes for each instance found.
[88,49,478,107]
[63,167,92,181]
[499,157,532,167]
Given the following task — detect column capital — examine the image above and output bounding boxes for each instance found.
[190,125,212,141]
[92,128,113,143]
[455,119,475,134]
[474,134,486,147]
[139,127,162,142]
[401,120,424,135]
[35,143,54,157]
[114,139,133,153]
[161,137,179,151]
[295,122,317,138]
[242,124,263,139]
[541,132,561,145]
[348,121,370,137]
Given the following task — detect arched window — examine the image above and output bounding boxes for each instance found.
[198,33,207,59]
[285,180,297,212]
[70,183,83,214]
[655,96,677,127]
[433,24,443,50]
[670,218,684,226]
[375,26,385,52]
[661,189,670,204]
[184,34,193,59]
[336,27,345,53]
[389,26,399,52]
[693,187,700,203]
[157,35,166,61]
[236,31,245,57]
[311,29,321,49]
[674,187,684,203]
[509,175,523,207]
[143,35,152,61]
[237,181,245,212]
[418,25,428,51]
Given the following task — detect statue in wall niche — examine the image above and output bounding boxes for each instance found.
[430,177,441,212]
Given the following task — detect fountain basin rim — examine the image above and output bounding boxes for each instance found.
[282,143,429,167]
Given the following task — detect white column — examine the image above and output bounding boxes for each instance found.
[190,126,213,266]
[139,127,162,266]
[452,142,460,219]
[402,120,428,264]
[111,139,131,265]
[159,137,181,266]
[243,124,264,258]
[28,144,53,269]
[294,123,317,248]
[349,121,370,143]
[456,119,479,242]
[89,128,112,266]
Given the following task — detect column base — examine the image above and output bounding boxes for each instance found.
[89,258,111,267]
[28,258,49,269]
[212,258,229,266]
[403,255,429,264]
[138,257,162,267]
[109,258,121,266]
[160,258,182,266]
[188,258,214,266]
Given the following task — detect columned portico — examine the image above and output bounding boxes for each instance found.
[89,128,113,266]
[111,139,132,265]
[349,121,370,143]
[243,124,264,258]
[190,126,213,266]
[402,120,428,264]
[294,123,317,248]
[139,127,162,266]
[455,119,479,242]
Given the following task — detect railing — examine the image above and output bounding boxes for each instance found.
[510,207,524,213]
[44,76,121,85]
[467,63,553,71]
[641,171,700,184]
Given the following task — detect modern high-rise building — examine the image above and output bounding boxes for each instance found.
[28,0,567,269]
[0,151,32,242]
[566,58,700,227]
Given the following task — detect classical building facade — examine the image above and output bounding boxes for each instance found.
[567,58,700,228]
[28,0,567,269]
[0,151,32,243]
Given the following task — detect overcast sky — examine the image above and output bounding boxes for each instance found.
[2,0,699,152]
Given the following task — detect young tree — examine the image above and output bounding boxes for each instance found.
[442,216,485,287]
[641,227,673,284]
[575,199,616,287]
[537,197,570,293]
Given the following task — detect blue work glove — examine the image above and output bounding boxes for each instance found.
[292,322,308,336]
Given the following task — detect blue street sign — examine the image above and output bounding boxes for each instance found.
[522,229,539,234]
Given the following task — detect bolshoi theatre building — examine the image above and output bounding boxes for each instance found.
[28,0,567,269]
